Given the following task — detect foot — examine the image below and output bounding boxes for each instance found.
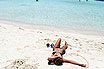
[65,41,68,45]
[65,41,68,48]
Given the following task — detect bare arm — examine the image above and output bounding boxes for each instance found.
[48,56,62,61]
[63,58,86,67]
[48,57,55,61]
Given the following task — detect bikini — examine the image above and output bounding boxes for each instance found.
[52,48,64,56]
[52,51,63,56]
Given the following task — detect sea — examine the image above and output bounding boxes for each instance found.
[0,0,104,34]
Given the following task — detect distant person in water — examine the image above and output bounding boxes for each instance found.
[47,38,86,67]
[36,0,38,2]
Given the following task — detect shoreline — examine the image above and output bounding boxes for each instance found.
[0,19,104,37]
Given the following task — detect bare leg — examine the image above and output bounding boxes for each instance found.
[53,38,61,51]
[60,41,68,54]
[61,41,68,49]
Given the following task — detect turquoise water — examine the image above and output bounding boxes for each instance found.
[0,0,104,34]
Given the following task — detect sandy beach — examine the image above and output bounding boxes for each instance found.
[0,20,104,69]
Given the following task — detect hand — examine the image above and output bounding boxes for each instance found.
[81,64,86,67]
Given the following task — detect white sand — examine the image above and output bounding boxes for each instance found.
[0,20,104,69]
